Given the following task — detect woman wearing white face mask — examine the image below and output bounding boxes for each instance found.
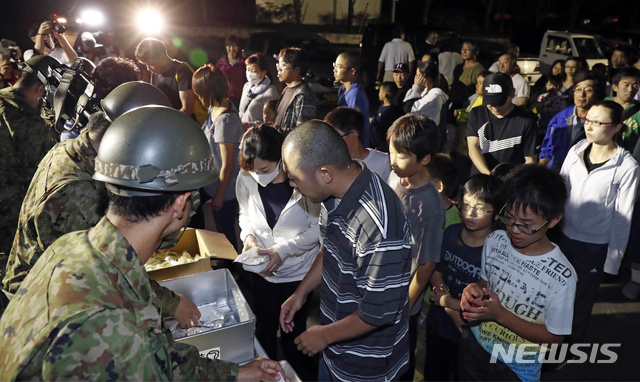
[238,53,280,129]
[236,124,320,379]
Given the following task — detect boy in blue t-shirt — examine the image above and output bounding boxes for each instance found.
[425,174,503,381]
[460,165,577,382]
[371,81,405,151]
[387,114,445,381]
[335,51,371,147]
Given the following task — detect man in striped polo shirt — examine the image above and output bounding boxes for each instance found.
[280,120,413,382]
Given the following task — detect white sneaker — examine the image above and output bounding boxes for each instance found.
[622,281,640,299]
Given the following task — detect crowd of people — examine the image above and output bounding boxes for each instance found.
[1,20,640,382]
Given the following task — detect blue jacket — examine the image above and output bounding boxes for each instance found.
[540,105,583,172]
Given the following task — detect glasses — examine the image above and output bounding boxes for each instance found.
[498,205,548,235]
[276,63,291,70]
[333,62,351,70]
[459,203,493,216]
[340,131,354,138]
[565,65,577,69]
[579,118,615,128]
[574,86,594,94]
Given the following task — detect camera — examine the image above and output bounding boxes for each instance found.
[0,39,20,61]
[52,19,66,34]
[42,57,99,133]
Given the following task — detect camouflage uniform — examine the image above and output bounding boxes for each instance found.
[1,130,180,317]
[0,216,239,380]
[0,87,53,264]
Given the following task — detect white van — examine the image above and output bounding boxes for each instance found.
[539,31,608,73]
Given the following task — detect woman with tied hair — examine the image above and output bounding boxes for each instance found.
[191,64,244,250]
[216,35,246,106]
[236,124,320,381]
[558,100,639,344]
[238,53,280,129]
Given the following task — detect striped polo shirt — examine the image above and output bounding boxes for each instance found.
[319,165,413,382]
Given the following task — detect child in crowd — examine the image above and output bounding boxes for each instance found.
[428,153,462,229]
[387,114,445,381]
[489,162,517,180]
[334,51,371,146]
[460,165,577,382]
[533,74,569,133]
[454,71,490,156]
[262,99,277,125]
[371,81,405,151]
[324,106,392,181]
[425,174,504,381]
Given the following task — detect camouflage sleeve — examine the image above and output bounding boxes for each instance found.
[37,310,239,381]
[150,279,181,316]
[35,181,105,253]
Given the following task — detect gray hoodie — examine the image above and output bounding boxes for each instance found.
[560,139,639,274]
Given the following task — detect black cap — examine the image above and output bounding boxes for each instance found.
[482,72,513,106]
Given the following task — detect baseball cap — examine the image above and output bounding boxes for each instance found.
[482,72,513,106]
[392,63,409,73]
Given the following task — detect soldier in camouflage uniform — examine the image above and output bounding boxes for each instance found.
[0,56,58,269]
[0,106,286,381]
[1,82,190,323]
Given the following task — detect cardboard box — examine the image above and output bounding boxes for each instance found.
[147,228,237,282]
[160,269,256,364]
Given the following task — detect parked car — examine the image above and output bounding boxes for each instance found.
[539,30,608,73]
[243,31,340,104]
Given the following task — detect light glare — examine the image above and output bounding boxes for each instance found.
[137,10,164,35]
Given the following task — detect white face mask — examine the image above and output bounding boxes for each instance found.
[250,160,281,187]
[246,71,262,85]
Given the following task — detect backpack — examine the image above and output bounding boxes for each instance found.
[175,63,209,125]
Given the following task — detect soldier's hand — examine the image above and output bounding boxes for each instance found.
[174,294,201,328]
[238,358,289,382]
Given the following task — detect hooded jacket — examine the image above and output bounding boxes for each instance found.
[404,85,449,125]
[560,139,639,274]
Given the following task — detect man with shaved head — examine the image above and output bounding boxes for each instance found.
[279,120,413,381]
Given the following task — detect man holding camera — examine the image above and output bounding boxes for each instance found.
[0,56,58,273]
[23,21,77,64]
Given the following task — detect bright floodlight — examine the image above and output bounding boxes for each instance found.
[137,10,163,35]
[80,10,104,26]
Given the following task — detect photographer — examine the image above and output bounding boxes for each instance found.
[24,21,77,64]
[0,56,59,262]
[0,39,22,88]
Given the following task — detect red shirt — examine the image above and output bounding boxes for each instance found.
[215,56,246,105]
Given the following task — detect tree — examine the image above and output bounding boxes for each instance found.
[422,0,436,26]
[347,0,356,32]
[534,0,552,26]
[569,0,583,28]
[480,0,496,33]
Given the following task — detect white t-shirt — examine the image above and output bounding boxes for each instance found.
[471,230,577,382]
[438,52,463,83]
[24,46,69,64]
[378,38,415,71]
[511,73,530,104]
[363,149,391,182]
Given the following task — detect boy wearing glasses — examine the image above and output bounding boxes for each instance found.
[460,165,577,381]
[425,174,504,381]
[334,51,371,147]
[387,114,445,381]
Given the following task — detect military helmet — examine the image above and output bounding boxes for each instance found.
[101,81,172,122]
[93,105,216,195]
[23,55,62,84]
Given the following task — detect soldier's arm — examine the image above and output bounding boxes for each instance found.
[149,279,181,316]
[39,310,240,381]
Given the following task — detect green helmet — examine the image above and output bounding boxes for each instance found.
[100,81,172,122]
[93,105,216,195]
[24,55,62,84]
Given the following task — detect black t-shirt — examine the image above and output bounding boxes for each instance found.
[391,84,411,109]
[150,60,193,110]
[467,105,539,174]
[258,180,294,229]
[584,144,610,173]
[426,223,483,342]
